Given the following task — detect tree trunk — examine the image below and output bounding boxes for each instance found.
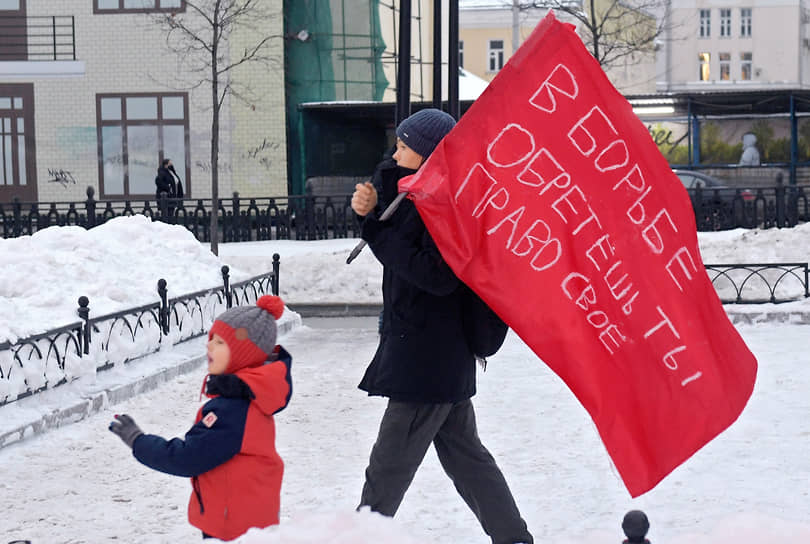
[209,6,221,256]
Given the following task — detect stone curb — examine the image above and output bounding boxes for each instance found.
[0,317,300,452]
[286,304,810,324]
[286,303,382,317]
[725,309,810,325]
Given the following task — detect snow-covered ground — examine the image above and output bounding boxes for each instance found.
[1,216,810,543]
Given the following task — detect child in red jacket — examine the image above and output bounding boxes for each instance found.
[109,295,292,541]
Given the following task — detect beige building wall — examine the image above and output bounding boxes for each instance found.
[664,0,809,90]
[459,4,657,94]
[2,0,286,203]
[229,5,287,198]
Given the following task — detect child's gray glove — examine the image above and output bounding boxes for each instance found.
[108,414,144,449]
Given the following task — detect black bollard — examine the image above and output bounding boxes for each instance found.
[622,509,650,543]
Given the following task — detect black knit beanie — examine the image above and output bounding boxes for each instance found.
[395,108,456,158]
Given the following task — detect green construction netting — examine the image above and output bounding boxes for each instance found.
[285,0,388,194]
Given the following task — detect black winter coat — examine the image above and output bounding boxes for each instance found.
[155,166,177,199]
[358,160,477,403]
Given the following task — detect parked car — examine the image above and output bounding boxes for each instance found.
[672,169,755,230]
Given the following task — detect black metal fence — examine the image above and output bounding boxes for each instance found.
[705,262,810,304]
[0,187,358,241]
[690,182,810,231]
[0,257,280,407]
[1,183,809,242]
[0,16,77,61]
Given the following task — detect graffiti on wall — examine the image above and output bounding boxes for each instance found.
[242,138,280,171]
[648,124,688,154]
[47,168,77,187]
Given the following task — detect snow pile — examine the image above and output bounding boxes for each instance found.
[4,217,810,345]
[0,215,252,344]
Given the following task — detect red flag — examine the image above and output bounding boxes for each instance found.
[399,11,757,497]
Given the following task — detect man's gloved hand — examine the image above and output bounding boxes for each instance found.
[207,374,255,399]
[109,414,144,449]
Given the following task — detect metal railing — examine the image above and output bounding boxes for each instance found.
[690,183,810,231]
[705,262,810,304]
[0,257,280,407]
[2,183,809,242]
[0,16,77,61]
[0,187,359,241]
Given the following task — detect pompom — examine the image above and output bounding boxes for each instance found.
[257,295,284,319]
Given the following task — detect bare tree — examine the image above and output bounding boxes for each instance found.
[152,1,281,255]
[511,0,670,72]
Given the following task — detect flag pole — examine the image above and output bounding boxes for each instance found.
[346,192,409,264]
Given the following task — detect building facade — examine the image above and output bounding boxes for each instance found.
[458,0,658,94]
[661,0,810,91]
[0,0,287,204]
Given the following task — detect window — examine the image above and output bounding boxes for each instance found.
[0,84,36,202]
[94,0,184,13]
[0,0,26,61]
[488,40,504,72]
[740,8,751,37]
[719,52,731,80]
[699,52,710,81]
[96,93,189,198]
[699,9,711,38]
[720,9,731,37]
[459,40,464,69]
[740,52,752,80]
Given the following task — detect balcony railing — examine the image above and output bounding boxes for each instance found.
[0,16,76,61]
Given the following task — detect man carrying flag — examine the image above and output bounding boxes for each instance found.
[352,108,534,544]
[398,12,757,498]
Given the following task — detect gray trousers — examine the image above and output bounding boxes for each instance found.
[360,399,533,544]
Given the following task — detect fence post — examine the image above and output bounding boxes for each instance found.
[775,173,785,227]
[272,253,280,296]
[85,186,97,228]
[305,193,316,240]
[12,196,21,237]
[77,296,91,355]
[222,265,232,308]
[231,192,240,242]
[157,279,169,335]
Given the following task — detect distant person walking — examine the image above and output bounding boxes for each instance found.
[155,158,184,216]
[155,158,178,200]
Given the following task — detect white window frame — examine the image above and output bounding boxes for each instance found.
[699,52,710,81]
[699,9,711,38]
[719,52,731,80]
[720,8,731,37]
[740,52,753,80]
[740,8,752,37]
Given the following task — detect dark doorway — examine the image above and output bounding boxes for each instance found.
[0,84,38,202]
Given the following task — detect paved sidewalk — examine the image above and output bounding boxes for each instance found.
[2,303,805,452]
